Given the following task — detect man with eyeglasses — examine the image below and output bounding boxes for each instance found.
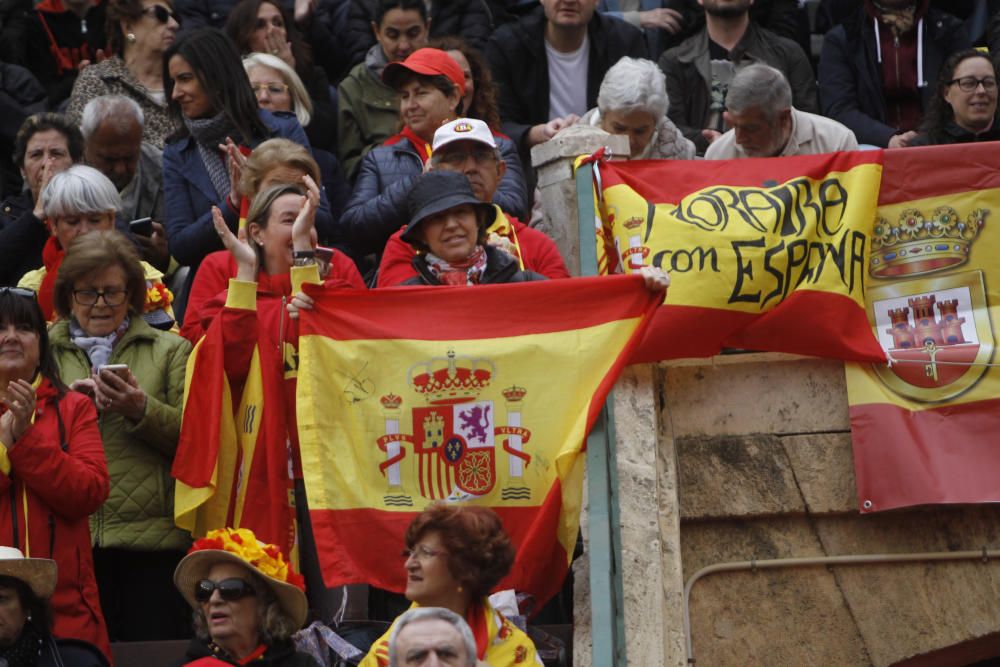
[706,65,857,159]
[376,118,570,286]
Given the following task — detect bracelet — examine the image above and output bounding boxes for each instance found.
[292,250,316,259]
[293,256,317,267]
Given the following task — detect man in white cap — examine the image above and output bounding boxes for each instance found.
[376,117,571,286]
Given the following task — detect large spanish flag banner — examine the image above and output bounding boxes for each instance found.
[593,152,886,363]
[296,276,659,602]
[845,143,1000,512]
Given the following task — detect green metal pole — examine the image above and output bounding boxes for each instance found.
[576,161,628,667]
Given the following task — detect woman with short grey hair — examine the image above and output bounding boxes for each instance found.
[579,56,695,160]
[18,164,176,327]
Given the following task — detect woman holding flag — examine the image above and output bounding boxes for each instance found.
[171,175,358,602]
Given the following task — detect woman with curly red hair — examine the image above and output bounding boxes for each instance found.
[359,503,541,667]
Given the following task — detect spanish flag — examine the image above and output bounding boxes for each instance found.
[846,143,1000,512]
[593,152,886,363]
[296,275,659,604]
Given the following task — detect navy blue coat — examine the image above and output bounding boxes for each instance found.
[340,133,528,258]
[163,109,336,271]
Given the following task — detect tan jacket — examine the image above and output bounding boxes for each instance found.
[705,107,859,159]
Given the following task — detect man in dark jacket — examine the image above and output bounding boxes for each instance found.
[818,0,975,148]
[486,0,646,165]
[657,0,817,155]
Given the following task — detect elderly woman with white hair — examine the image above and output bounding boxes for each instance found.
[17,165,175,328]
[578,56,695,160]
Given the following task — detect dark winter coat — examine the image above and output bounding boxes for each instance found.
[180,637,321,667]
[486,7,646,156]
[341,133,528,257]
[818,4,973,147]
[0,191,46,287]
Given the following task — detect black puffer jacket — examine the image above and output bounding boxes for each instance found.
[404,244,546,285]
[343,0,494,71]
[341,133,528,258]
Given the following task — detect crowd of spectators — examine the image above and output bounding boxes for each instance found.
[0,0,995,664]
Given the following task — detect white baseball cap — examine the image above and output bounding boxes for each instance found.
[432,118,497,153]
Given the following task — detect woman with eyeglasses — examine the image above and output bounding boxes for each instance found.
[65,0,181,149]
[242,55,351,237]
[173,527,317,667]
[911,49,1000,146]
[359,504,541,667]
[0,286,111,659]
[16,165,175,328]
[225,0,337,154]
[47,230,192,642]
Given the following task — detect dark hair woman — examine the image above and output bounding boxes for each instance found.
[224,0,338,153]
[430,35,501,132]
[340,48,528,270]
[65,0,180,148]
[161,27,317,308]
[0,114,83,287]
[358,504,541,667]
[911,49,1000,146]
[0,289,111,659]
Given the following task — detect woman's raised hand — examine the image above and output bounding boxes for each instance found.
[0,379,36,446]
[212,205,257,281]
[265,29,295,68]
[291,174,320,251]
[220,138,248,208]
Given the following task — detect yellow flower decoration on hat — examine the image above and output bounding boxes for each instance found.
[189,528,304,590]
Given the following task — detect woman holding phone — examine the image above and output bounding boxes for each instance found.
[48,230,192,642]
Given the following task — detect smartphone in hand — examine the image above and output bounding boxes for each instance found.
[98,364,130,381]
[129,217,153,237]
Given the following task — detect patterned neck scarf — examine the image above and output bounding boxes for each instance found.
[424,245,487,285]
[69,316,130,370]
[0,623,44,667]
[184,111,238,198]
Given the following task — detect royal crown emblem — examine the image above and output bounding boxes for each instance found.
[869,206,986,278]
[374,349,533,505]
[868,204,994,402]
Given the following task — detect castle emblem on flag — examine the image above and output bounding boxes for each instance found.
[375,349,533,505]
[869,206,994,401]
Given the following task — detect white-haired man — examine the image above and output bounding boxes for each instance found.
[387,607,479,667]
[705,64,858,159]
[82,95,169,271]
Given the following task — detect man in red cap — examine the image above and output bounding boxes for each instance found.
[376,117,570,287]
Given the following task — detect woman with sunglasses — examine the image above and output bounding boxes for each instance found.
[173,527,317,667]
[48,230,192,642]
[911,49,1000,146]
[0,287,111,660]
[65,0,181,149]
[359,504,541,667]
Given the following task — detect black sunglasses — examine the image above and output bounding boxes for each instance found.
[143,4,180,24]
[194,578,256,603]
[0,287,37,299]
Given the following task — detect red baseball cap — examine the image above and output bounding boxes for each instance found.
[382,48,466,97]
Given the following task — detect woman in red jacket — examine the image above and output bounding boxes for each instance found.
[0,287,110,659]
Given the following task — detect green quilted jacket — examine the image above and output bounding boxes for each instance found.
[50,317,192,552]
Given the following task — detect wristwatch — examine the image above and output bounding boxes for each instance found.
[293,249,316,267]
